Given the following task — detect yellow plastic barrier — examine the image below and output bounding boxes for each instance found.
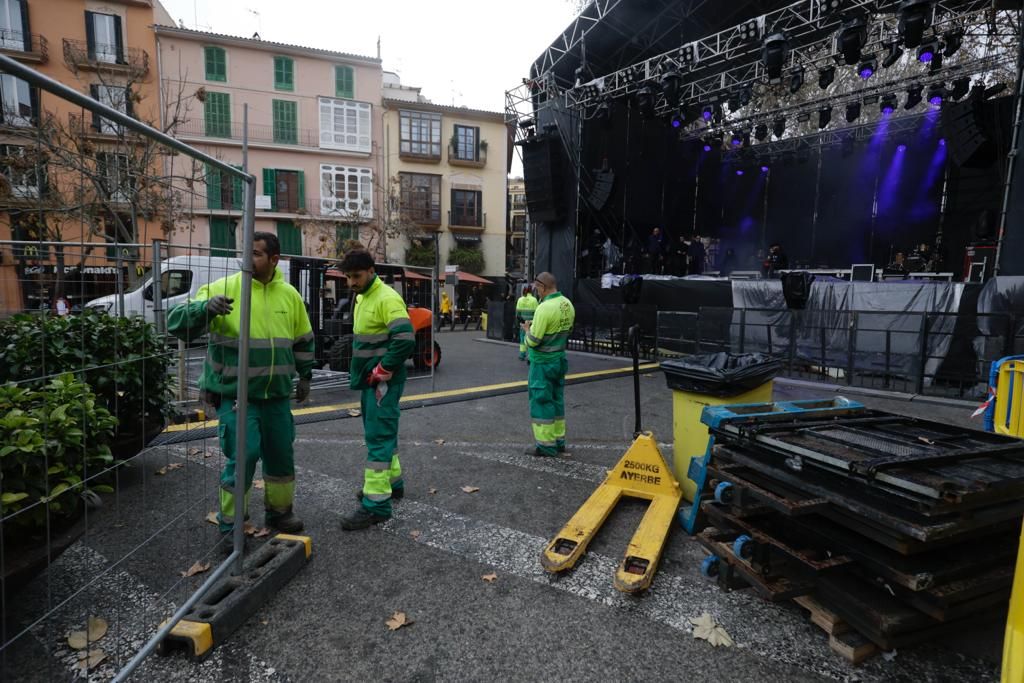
[1004,519,1024,683]
[995,359,1024,439]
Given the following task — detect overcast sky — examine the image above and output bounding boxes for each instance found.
[159,0,580,176]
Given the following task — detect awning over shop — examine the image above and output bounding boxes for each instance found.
[439,270,492,285]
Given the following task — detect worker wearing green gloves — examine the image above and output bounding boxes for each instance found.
[340,249,417,530]
[515,285,539,361]
[522,272,576,457]
[167,232,314,539]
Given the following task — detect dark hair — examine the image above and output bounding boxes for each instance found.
[340,249,375,272]
[254,231,281,257]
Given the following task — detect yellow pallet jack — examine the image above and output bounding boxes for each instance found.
[541,326,682,593]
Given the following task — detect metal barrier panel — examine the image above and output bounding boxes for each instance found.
[996,359,1024,438]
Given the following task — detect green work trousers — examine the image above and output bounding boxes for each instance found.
[528,357,568,456]
[359,377,406,517]
[216,398,295,533]
[518,327,527,360]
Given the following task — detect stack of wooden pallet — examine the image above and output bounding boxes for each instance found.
[695,402,1024,662]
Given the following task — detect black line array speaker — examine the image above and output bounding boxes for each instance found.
[522,135,565,223]
[942,98,996,169]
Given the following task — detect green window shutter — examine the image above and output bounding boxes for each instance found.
[277,220,301,256]
[272,99,297,144]
[274,56,294,91]
[335,65,354,99]
[205,46,226,82]
[206,163,222,210]
[262,168,277,211]
[210,218,235,257]
[231,164,243,210]
[297,170,305,207]
[204,92,230,137]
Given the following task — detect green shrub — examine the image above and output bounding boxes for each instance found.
[448,246,485,275]
[0,376,117,536]
[0,310,175,429]
[406,244,436,268]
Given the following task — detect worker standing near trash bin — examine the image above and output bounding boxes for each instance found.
[522,272,575,456]
[167,232,313,541]
[515,285,539,361]
[340,249,417,530]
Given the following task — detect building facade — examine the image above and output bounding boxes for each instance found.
[507,176,527,278]
[153,26,384,263]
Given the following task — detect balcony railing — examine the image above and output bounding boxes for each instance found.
[62,39,149,77]
[175,118,320,147]
[448,144,486,168]
[448,210,486,229]
[0,30,47,63]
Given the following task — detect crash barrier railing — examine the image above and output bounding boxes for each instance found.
[655,308,1024,401]
[0,53,265,681]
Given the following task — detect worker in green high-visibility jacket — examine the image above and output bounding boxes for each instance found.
[515,285,539,361]
[340,249,417,530]
[167,232,314,541]
[522,272,576,457]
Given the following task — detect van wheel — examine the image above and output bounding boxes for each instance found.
[328,335,353,372]
[413,332,441,370]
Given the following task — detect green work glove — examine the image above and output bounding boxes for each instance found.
[295,377,311,403]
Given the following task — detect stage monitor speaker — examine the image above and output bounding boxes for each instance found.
[522,135,565,223]
[781,271,815,309]
[942,99,996,168]
[620,275,643,304]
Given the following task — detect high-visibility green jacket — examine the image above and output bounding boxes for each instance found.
[350,275,416,390]
[525,291,575,363]
[515,293,538,322]
[167,267,315,400]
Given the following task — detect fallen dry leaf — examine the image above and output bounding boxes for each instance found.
[385,611,412,631]
[461,486,480,494]
[347,409,361,417]
[204,451,214,459]
[690,612,734,647]
[187,447,201,456]
[482,572,497,583]
[76,648,107,670]
[410,530,421,540]
[67,631,88,650]
[155,462,184,476]
[428,488,438,495]
[87,617,107,642]
[253,527,271,538]
[243,521,258,536]
[433,439,446,445]
[253,479,265,490]
[180,561,211,578]
[260,618,269,625]
[205,511,219,525]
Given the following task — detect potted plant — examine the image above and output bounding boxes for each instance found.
[479,139,489,152]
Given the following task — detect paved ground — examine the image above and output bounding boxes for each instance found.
[3,331,1004,682]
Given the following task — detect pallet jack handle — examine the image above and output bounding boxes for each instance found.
[629,324,642,438]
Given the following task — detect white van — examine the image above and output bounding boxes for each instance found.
[86,255,292,323]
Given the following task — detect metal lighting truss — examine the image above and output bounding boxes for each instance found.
[530,0,624,84]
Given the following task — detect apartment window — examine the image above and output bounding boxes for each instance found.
[272,99,297,144]
[85,11,122,64]
[204,46,226,82]
[335,223,358,249]
[0,74,35,127]
[334,65,353,99]
[0,0,29,51]
[90,84,130,134]
[0,144,39,197]
[399,172,441,224]
[204,91,231,138]
[97,152,132,203]
[209,217,236,257]
[399,110,441,158]
[206,163,243,210]
[318,97,370,153]
[511,214,526,231]
[452,124,479,161]
[277,220,301,256]
[273,56,294,91]
[320,164,372,218]
[262,168,305,213]
[451,189,482,227]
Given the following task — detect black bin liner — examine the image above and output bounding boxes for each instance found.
[661,353,782,397]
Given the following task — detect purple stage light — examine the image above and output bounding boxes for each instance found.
[761,166,770,172]
[939,138,946,146]
[929,95,943,106]
[882,105,894,115]
[736,170,744,176]
[897,144,907,152]
[918,50,933,63]
[859,66,874,79]
[671,119,681,128]
[703,110,712,121]
[703,144,712,152]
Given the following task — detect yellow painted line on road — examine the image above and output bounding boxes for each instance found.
[164,363,659,433]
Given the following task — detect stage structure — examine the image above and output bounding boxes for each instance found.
[507,0,1024,286]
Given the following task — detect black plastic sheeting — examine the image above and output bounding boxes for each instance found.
[976,276,1024,360]
[662,353,782,397]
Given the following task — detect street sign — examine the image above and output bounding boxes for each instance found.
[255,195,272,210]
[445,265,458,273]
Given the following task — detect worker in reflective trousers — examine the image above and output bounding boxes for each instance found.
[522,272,576,457]
[167,232,313,541]
[515,285,539,361]
[340,249,417,530]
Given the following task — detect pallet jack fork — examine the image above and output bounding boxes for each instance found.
[540,326,682,593]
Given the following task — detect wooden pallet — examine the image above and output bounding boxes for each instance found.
[794,595,879,665]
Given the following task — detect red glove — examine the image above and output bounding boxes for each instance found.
[366,363,394,386]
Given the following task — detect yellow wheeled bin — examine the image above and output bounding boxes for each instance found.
[1004,518,1024,683]
[661,353,782,502]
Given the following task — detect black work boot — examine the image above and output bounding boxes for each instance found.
[267,511,304,534]
[340,507,390,531]
[354,487,404,502]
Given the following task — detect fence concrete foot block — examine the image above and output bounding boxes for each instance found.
[156,534,312,661]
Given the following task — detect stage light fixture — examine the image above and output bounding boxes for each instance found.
[739,19,760,42]
[789,66,805,94]
[927,83,946,106]
[637,85,656,117]
[772,117,786,138]
[818,66,835,90]
[984,83,1008,99]
[680,44,696,63]
[880,93,898,114]
[761,165,770,173]
[713,104,724,124]
[731,131,744,147]
[897,144,907,152]
[702,105,714,122]
[754,123,769,141]
[905,84,923,109]
[950,77,971,101]
[858,56,878,80]
[882,41,904,69]
[898,0,933,49]
[845,101,861,122]
[739,84,753,107]
[917,38,939,63]
[818,105,832,129]
[838,15,867,65]
[762,32,788,80]
[943,30,963,57]
[797,112,812,123]
[670,113,683,128]
[736,169,745,176]
[929,51,943,72]
[728,93,741,112]
[661,69,682,105]
[817,0,844,14]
